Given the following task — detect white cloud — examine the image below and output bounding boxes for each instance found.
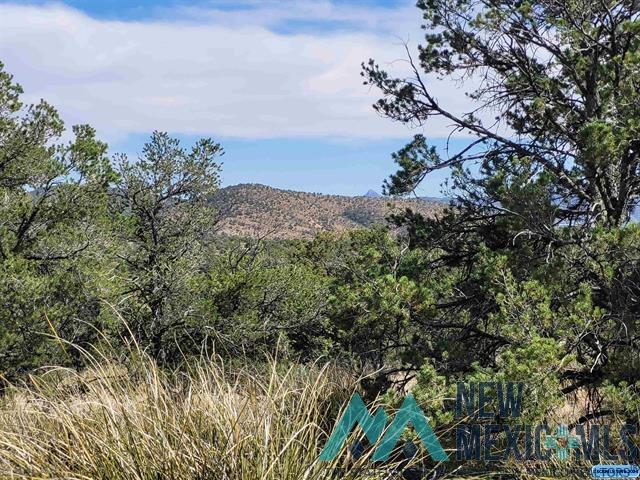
[165,0,418,34]
[0,1,478,142]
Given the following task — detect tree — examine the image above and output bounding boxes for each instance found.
[366,0,640,226]
[109,132,223,361]
[363,0,640,419]
[199,236,331,359]
[0,61,114,375]
[307,228,427,370]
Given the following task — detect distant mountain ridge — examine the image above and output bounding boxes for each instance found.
[362,189,450,204]
[210,183,444,239]
[420,195,451,204]
[363,189,382,198]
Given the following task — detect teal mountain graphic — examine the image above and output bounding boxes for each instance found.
[319,393,448,462]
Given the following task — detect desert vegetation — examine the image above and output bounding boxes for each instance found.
[1,0,640,478]
[0,344,357,480]
[209,183,443,239]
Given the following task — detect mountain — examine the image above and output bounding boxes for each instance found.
[420,195,451,204]
[364,190,451,203]
[210,183,444,239]
[363,189,382,198]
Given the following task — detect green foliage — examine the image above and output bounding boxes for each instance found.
[200,238,332,358]
[0,62,112,377]
[361,0,640,431]
[411,361,455,427]
[106,132,223,361]
[307,228,438,368]
[2,1,640,460]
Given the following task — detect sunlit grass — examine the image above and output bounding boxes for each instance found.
[0,340,602,479]
[0,341,369,480]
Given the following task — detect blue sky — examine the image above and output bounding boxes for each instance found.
[21,0,410,21]
[0,0,473,196]
[159,135,460,196]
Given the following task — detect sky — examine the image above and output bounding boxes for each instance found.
[0,0,476,196]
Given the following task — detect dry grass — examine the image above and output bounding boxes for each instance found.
[0,345,371,480]
[0,343,600,479]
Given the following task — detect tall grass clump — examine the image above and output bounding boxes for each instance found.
[0,344,367,480]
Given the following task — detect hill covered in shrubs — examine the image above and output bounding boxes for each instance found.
[210,183,444,239]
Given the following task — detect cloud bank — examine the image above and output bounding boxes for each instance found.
[0,1,475,142]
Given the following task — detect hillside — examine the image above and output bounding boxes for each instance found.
[210,183,445,239]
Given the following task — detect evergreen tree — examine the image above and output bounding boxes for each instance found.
[0,62,113,375]
[109,132,223,361]
[363,0,640,415]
